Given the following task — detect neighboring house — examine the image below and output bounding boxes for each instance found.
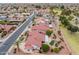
[0,15,7,20]
[32,24,49,31]
[34,17,49,24]
[0,24,16,32]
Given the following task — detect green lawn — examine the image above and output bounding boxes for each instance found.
[60,26,79,54]
[0,20,9,24]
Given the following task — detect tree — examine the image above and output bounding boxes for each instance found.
[74,12,79,16]
[51,48,53,52]
[50,7,54,10]
[75,18,79,25]
[61,9,72,16]
[46,29,53,37]
[60,5,64,9]
[59,16,70,27]
[67,24,79,32]
[35,5,41,9]
[60,16,79,32]
[15,41,20,53]
[68,16,74,21]
[41,44,50,52]
[63,18,70,27]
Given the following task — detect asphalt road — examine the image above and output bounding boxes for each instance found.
[0,12,35,55]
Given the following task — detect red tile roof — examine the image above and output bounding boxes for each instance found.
[0,24,14,32]
[25,24,49,49]
[34,17,48,24]
[32,24,49,31]
[25,31,45,49]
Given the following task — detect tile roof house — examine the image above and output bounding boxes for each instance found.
[0,15,7,20]
[25,31,45,50]
[25,24,49,51]
[34,17,49,24]
[0,24,15,32]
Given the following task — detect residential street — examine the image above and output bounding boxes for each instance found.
[0,12,35,55]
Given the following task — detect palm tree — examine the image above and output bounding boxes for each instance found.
[15,40,20,53]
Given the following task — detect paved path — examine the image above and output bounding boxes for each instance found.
[0,12,35,55]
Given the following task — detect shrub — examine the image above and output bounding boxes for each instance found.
[20,37,24,41]
[58,30,61,36]
[41,44,50,52]
[59,46,64,49]
[57,41,61,44]
[46,29,53,37]
[53,34,57,39]
[51,48,53,52]
[49,40,55,46]
[60,5,64,9]
[0,29,2,33]
[61,9,72,16]
[39,50,42,53]
[35,5,41,9]
[10,27,16,30]
[53,47,60,53]
[55,43,58,47]
[1,31,7,37]
[59,38,64,41]
[68,16,74,21]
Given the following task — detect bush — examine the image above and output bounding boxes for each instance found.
[57,41,61,44]
[60,5,64,9]
[51,48,53,52]
[35,5,41,9]
[49,40,55,45]
[68,16,74,21]
[46,29,53,37]
[41,44,50,52]
[53,47,60,53]
[39,50,42,53]
[10,27,16,30]
[61,9,72,16]
[0,29,2,33]
[1,31,7,37]
[59,38,64,41]
[32,21,36,26]
[53,34,57,39]
[55,43,58,47]
[20,37,24,42]
[58,30,61,36]
[59,46,64,50]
